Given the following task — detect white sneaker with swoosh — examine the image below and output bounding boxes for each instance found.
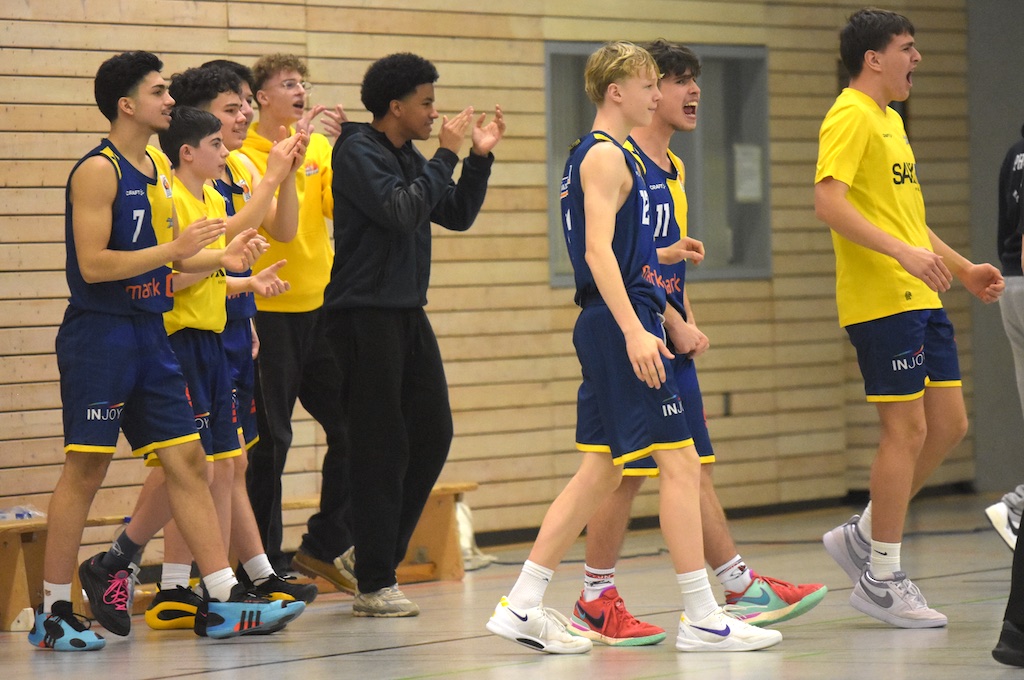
[676,607,782,652]
[850,570,947,628]
[486,597,592,654]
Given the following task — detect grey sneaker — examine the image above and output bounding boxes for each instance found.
[333,547,358,592]
[850,570,947,629]
[823,514,870,583]
[353,585,420,618]
[986,486,1024,551]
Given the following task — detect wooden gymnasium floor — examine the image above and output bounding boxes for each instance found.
[2,492,1018,679]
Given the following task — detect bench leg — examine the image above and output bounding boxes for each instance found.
[0,529,46,631]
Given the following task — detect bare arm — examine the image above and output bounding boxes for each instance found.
[224,132,302,242]
[581,143,673,388]
[814,177,952,292]
[71,157,222,283]
[928,227,1004,303]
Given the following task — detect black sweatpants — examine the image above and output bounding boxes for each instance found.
[247,308,352,566]
[324,307,453,593]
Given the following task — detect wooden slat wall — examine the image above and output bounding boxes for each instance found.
[0,0,974,557]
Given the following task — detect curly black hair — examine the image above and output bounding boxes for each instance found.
[94,51,163,122]
[360,53,439,119]
[643,39,701,80]
[201,59,255,91]
[169,66,242,110]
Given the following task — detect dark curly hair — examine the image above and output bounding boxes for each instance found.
[360,53,439,119]
[94,51,163,122]
[201,59,255,91]
[168,66,242,110]
[840,8,915,78]
[157,106,223,168]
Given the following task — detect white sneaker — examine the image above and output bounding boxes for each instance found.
[849,570,947,629]
[352,584,419,617]
[822,514,870,583]
[676,608,782,652]
[987,491,1023,551]
[486,596,592,654]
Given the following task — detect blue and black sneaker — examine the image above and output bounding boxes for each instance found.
[27,601,106,651]
[194,582,306,639]
[78,552,133,636]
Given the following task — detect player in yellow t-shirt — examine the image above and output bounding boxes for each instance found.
[238,53,354,587]
[815,8,1003,629]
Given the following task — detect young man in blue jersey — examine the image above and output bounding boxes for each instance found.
[567,40,826,648]
[486,41,780,654]
[30,51,300,651]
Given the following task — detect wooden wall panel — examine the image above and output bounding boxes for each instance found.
[0,0,977,556]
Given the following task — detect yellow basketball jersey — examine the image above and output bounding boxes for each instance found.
[815,88,941,327]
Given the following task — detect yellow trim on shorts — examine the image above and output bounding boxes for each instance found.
[867,389,925,403]
[244,433,259,450]
[136,433,203,466]
[621,451,715,477]
[577,438,696,466]
[926,379,962,388]
[64,444,117,455]
[209,447,243,461]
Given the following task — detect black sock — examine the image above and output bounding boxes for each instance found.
[101,531,144,572]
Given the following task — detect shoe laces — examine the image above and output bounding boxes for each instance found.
[50,605,94,633]
[103,570,132,611]
[891,576,929,608]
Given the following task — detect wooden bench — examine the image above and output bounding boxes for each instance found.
[0,514,131,631]
[282,481,478,588]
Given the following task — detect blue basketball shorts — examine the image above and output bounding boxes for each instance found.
[56,307,199,457]
[845,308,961,402]
[573,302,693,465]
[221,318,258,449]
[624,356,714,477]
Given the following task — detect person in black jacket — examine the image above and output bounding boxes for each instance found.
[322,52,504,616]
[992,124,1024,667]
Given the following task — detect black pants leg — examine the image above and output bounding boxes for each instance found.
[325,308,452,593]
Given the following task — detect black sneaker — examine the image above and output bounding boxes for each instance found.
[194,582,306,639]
[145,585,202,630]
[78,552,133,636]
[994,620,1024,667]
[253,574,318,604]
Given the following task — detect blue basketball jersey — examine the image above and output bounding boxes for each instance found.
[560,132,665,313]
[626,139,687,315]
[65,140,174,315]
[213,155,257,321]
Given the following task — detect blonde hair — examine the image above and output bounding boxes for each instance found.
[583,41,660,104]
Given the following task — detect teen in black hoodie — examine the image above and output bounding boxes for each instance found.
[322,52,504,616]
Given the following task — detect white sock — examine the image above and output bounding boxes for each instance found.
[678,569,719,622]
[508,560,553,610]
[243,554,275,585]
[202,568,239,602]
[869,540,901,580]
[858,502,873,541]
[43,581,72,612]
[714,555,754,594]
[161,562,192,590]
[582,564,615,602]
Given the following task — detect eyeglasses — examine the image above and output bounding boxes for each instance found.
[278,79,312,92]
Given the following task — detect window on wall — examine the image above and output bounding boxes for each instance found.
[546,42,772,286]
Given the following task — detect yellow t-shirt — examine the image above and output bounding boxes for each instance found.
[815,87,941,327]
[162,177,228,334]
[239,127,334,313]
[667,148,688,238]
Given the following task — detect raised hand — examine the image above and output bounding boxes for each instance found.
[320,104,348,143]
[249,259,291,298]
[174,217,226,260]
[296,104,327,138]
[222,228,268,273]
[471,105,505,156]
[266,127,304,185]
[438,106,474,155]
